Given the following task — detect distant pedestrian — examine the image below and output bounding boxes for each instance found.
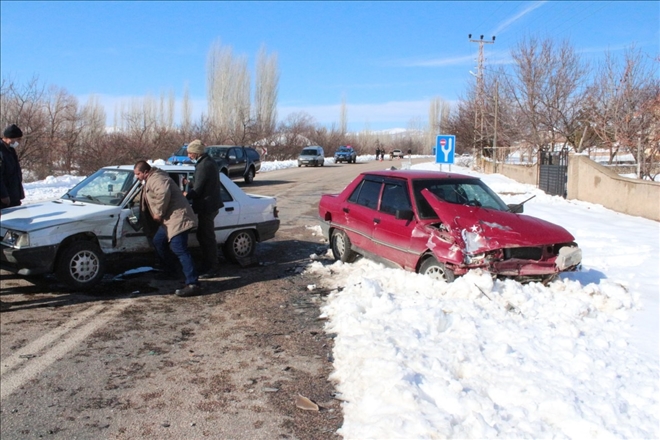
[184,139,222,279]
[376,148,381,162]
[134,160,201,297]
[0,124,25,209]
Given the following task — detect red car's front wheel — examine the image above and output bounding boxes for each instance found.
[419,256,455,282]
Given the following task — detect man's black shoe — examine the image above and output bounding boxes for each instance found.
[175,284,202,297]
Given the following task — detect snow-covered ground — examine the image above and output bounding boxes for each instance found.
[20,156,659,439]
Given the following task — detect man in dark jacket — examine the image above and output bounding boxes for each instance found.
[0,124,25,209]
[184,139,223,279]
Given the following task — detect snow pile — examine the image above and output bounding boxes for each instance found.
[310,259,657,439]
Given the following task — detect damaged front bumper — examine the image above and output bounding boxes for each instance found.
[1,243,58,276]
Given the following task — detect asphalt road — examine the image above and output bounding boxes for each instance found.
[0,156,427,440]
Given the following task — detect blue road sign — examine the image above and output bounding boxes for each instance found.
[435,135,456,164]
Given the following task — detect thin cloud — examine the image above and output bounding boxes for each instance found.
[577,42,649,55]
[402,55,475,67]
[492,1,546,35]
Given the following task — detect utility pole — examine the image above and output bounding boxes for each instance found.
[468,34,495,165]
[492,80,499,173]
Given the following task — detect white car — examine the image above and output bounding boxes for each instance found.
[0,164,280,290]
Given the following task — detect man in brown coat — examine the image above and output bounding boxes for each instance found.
[134,160,200,297]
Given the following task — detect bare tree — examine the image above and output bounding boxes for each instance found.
[206,40,235,138]
[42,85,80,176]
[427,97,451,154]
[181,82,192,136]
[500,37,587,155]
[157,89,175,129]
[273,112,316,159]
[309,124,345,155]
[116,95,160,159]
[0,75,50,179]
[339,94,348,135]
[254,45,279,139]
[226,55,252,144]
[583,47,659,168]
[447,86,481,157]
[78,94,107,170]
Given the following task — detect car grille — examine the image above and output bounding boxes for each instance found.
[503,247,543,260]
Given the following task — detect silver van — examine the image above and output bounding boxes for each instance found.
[298,146,325,167]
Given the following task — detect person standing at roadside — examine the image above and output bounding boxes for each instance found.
[184,139,222,279]
[134,160,201,297]
[0,124,25,209]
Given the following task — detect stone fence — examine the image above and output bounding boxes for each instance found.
[479,155,660,222]
[480,160,538,185]
[567,154,659,221]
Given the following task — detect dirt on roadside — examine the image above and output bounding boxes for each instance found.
[0,227,343,439]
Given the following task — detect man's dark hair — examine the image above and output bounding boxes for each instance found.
[134,160,151,172]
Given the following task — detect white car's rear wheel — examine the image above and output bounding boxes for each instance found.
[224,230,256,263]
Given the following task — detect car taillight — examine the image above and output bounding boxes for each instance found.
[273,207,279,218]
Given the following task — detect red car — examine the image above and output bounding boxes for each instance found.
[318,170,582,283]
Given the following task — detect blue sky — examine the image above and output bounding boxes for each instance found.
[1,1,658,131]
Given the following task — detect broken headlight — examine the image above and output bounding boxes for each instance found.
[464,253,486,264]
[2,229,30,247]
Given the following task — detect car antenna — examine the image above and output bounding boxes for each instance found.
[510,195,536,211]
[519,195,536,205]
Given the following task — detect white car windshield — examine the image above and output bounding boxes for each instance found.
[63,169,136,206]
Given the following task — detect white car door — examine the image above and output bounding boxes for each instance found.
[113,181,152,253]
[213,180,241,245]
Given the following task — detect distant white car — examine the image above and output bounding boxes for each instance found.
[0,164,280,289]
[390,149,404,159]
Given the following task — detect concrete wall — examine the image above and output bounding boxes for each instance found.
[480,159,538,185]
[567,154,660,222]
[479,155,660,222]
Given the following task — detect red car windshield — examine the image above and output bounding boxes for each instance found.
[412,178,510,219]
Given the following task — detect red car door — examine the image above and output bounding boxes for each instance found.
[339,178,383,251]
[371,180,417,269]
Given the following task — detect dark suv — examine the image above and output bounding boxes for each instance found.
[206,145,261,184]
[334,145,357,164]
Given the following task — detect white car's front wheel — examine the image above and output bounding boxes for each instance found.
[56,240,106,290]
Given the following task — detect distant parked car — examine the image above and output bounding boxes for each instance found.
[390,149,404,159]
[205,145,261,184]
[318,169,581,284]
[167,145,192,164]
[334,145,357,164]
[0,164,279,290]
[298,146,325,167]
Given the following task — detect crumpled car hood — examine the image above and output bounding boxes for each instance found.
[421,189,575,254]
[1,200,120,233]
